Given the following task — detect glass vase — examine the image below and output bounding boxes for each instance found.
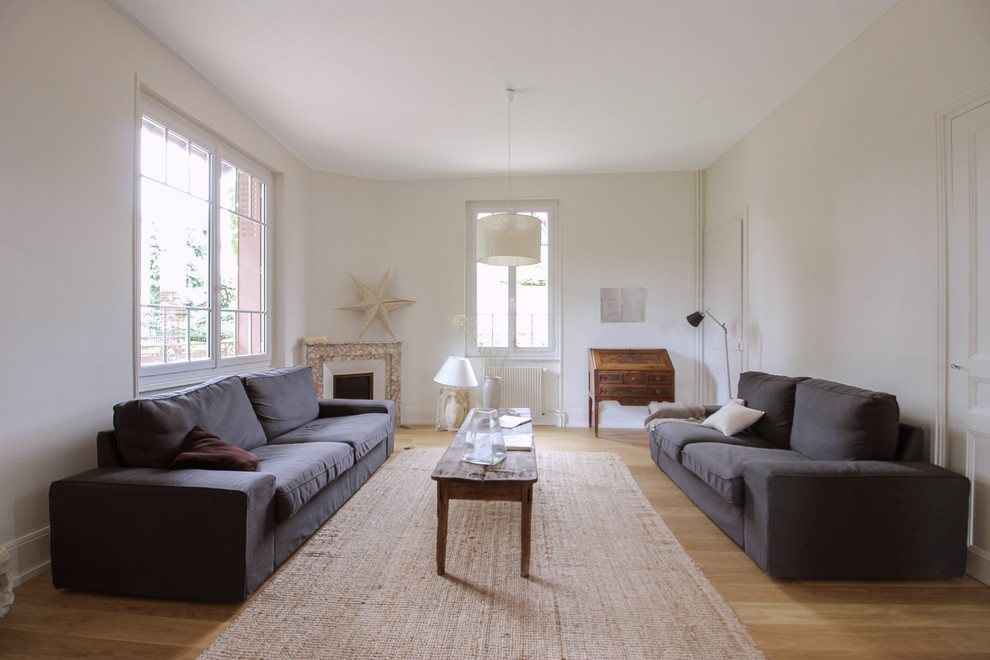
[460,408,507,465]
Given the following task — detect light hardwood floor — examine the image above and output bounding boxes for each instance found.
[3,425,989,659]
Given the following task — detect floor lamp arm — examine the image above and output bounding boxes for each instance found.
[703,311,733,400]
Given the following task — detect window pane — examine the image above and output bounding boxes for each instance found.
[140,306,165,366]
[166,132,190,192]
[220,161,236,210]
[140,179,210,308]
[189,309,210,361]
[220,216,264,309]
[516,244,549,348]
[164,308,189,363]
[141,118,166,183]
[240,219,264,310]
[476,262,509,347]
[221,311,236,357]
[220,164,266,360]
[251,177,264,222]
[236,168,251,215]
[189,144,210,200]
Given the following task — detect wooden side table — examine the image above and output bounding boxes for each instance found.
[588,348,675,436]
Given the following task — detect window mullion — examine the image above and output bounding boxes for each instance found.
[507,265,517,350]
[210,149,221,368]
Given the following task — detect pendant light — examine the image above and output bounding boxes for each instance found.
[476,89,542,266]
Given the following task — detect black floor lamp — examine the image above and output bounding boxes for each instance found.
[686,309,733,399]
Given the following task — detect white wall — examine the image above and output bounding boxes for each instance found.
[0,0,311,582]
[305,171,700,427]
[704,0,990,437]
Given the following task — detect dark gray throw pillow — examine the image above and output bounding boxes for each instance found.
[736,371,807,448]
[790,379,900,461]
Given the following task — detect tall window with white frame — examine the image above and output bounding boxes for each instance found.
[467,201,558,363]
[137,98,270,388]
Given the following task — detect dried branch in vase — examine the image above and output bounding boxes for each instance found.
[447,314,507,378]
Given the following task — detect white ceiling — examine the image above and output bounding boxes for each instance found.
[109,0,896,181]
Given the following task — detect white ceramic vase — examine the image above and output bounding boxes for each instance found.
[481,376,502,409]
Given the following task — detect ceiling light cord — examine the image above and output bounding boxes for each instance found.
[506,88,514,210]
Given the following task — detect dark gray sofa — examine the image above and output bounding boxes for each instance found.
[650,371,970,579]
[49,365,394,601]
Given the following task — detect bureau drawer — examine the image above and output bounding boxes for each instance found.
[597,371,672,385]
[599,385,673,398]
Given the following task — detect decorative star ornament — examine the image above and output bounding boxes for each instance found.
[336,270,414,340]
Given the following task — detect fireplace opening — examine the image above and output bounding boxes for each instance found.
[333,373,373,400]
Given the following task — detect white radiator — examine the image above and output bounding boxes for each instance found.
[500,366,546,415]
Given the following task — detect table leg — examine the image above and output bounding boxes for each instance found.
[520,484,533,577]
[436,482,448,576]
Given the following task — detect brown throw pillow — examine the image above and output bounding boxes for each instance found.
[169,426,260,471]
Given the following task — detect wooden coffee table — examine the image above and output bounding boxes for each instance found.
[431,408,538,577]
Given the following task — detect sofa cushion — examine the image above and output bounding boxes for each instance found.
[701,401,765,436]
[252,442,354,520]
[269,413,392,461]
[736,371,807,449]
[168,427,260,471]
[680,443,809,505]
[113,376,268,468]
[241,366,320,439]
[790,379,900,461]
[652,421,777,463]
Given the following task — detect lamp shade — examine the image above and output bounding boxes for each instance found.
[476,213,542,266]
[433,356,479,388]
[686,311,706,327]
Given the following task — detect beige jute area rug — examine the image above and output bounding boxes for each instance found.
[200,448,764,659]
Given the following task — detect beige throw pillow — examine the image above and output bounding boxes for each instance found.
[701,400,765,436]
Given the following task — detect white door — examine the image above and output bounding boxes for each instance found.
[947,96,990,585]
[703,217,745,403]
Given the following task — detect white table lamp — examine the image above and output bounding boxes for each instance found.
[433,356,478,431]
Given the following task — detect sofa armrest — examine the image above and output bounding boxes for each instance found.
[96,429,124,467]
[896,423,926,461]
[50,467,276,601]
[742,460,970,578]
[318,398,395,420]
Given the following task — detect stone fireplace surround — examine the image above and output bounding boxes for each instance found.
[303,339,402,425]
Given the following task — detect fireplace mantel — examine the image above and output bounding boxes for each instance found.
[303,339,402,424]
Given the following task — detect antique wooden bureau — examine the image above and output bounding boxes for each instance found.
[588,348,675,436]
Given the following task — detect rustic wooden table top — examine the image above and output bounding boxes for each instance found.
[431,408,538,484]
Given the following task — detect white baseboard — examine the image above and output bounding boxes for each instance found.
[967,545,990,587]
[5,526,50,587]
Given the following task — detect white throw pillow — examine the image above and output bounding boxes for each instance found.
[701,400,765,436]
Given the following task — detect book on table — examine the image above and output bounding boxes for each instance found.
[499,414,531,429]
[504,433,533,451]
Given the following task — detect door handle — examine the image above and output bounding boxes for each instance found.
[950,363,963,370]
